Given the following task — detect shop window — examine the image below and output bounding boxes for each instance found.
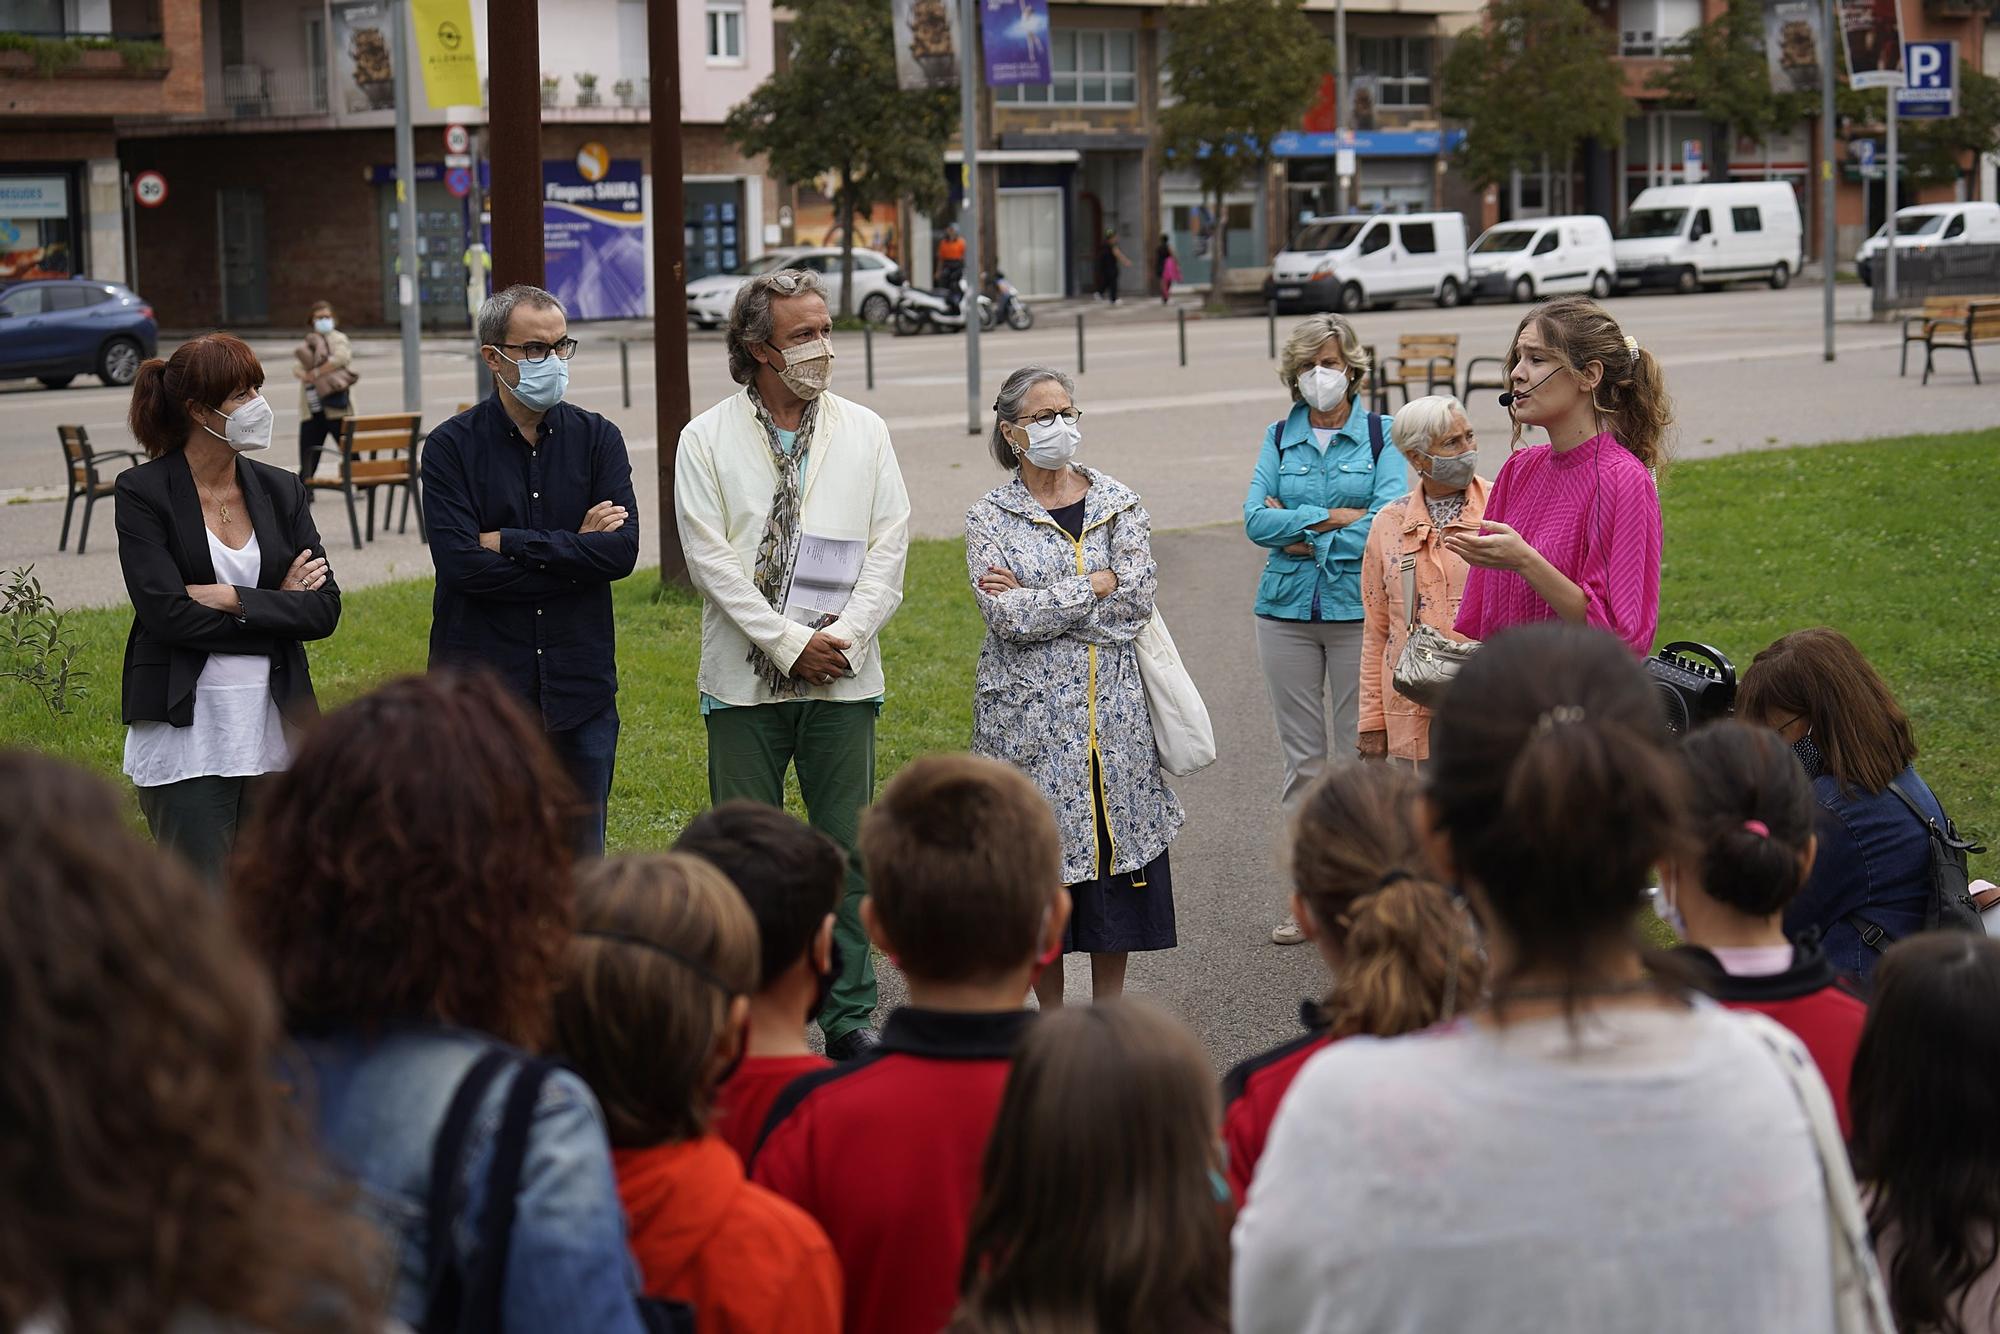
[1353,37,1432,109]
[995,29,1137,105]
[706,0,745,62]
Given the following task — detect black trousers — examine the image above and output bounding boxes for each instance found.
[300,411,339,481]
[136,774,258,886]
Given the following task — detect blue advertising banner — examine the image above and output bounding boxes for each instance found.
[982,0,1050,86]
[543,151,646,321]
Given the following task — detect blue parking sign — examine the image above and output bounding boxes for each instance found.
[1897,41,1956,119]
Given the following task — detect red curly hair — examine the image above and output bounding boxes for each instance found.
[0,751,378,1334]
[232,671,583,1049]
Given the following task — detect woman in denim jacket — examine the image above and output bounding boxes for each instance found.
[233,672,648,1333]
[968,365,1183,1006]
[1245,315,1407,944]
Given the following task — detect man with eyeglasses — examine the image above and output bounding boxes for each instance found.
[422,282,640,857]
[675,266,911,1060]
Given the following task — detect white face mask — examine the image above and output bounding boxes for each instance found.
[1651,878,1686,940]
[201,395,274,453]
[1012,416,1081,470]
[1299,365,1350,412]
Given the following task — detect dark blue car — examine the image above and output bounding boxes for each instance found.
[0,277,158,389]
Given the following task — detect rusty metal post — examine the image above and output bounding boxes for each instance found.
[486,0,543,292]
[650,0,692,584]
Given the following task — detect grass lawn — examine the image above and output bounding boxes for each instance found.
[3,431,1993,877]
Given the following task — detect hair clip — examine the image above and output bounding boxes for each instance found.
[1532,704,1586,737]
[1623,334,1640,363]
[1742,819,1771,838]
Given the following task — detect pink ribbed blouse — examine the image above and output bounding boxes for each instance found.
[1453,432,1661,656]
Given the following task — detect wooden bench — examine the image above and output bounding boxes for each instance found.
[309,413,423,548]
[1899,296,1999,376]
[1921,300,2000,385]
[1377,334,1460,406]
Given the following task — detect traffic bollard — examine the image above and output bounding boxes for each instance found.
[619,339,631,409]
[1077,312,1086,375]
[1178,307,1187,368]
[1267,300,1277,358]
[865,322,875,390]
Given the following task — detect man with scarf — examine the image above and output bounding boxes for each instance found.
[675,268,911,1059]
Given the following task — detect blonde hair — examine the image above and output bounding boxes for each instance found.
[1289,765,1485,1038]
[1391,394,1467,460]
[1278,314,1371,407]
[552,852,760,1148]
[1505,296,1672,469]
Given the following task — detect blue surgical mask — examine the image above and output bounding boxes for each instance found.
[495,347,569,411]
[313,316,335,334]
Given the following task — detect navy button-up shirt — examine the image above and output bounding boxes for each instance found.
[422,394,640,732]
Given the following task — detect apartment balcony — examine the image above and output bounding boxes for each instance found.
[206,63,328,119]
[0,31,171,80]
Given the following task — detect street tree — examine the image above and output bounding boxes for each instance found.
[1899,70,2000,191]
[1649,0,1811,175]
[1439,0,1630,213]
[1157,0,1323,303]
[725,0,955,318]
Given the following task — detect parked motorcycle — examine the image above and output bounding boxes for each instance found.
[989,271,1034,330]
[889,274,994,336]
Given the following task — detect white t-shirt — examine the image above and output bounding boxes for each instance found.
[122,528,292,788]
[1233,1000,1835,1334]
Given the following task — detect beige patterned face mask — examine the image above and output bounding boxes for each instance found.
[767,337,833,400]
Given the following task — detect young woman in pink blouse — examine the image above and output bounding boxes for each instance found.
[1446,297,1668,656]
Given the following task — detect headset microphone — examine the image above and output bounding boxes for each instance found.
[1497,367,1561,409]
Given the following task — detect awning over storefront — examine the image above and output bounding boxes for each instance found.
[1272,129,1467,158]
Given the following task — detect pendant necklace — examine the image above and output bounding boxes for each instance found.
[196,472,233,526]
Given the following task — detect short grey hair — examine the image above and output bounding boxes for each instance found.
[989,365,1075,469]
[477,284,565,351]
[1391,394,1468,458]
[727,268,830,385]
[1277,314,1371,406]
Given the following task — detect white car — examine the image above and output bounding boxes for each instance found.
[1613,182,1803,293]
[1266,213,1471,313]
[685,246,906,327]
[1467,215,1617,303]
[1856,202,2000,286]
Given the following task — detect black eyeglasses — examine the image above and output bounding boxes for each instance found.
[495,337,579,363]
[1017,407,1082,428]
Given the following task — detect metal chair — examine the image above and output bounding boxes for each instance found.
[57,424,141,554]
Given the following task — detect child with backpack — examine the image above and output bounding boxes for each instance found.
[950,1000,1229,1334]
[1223,762,1484,1204]
[752,753,1070,1334]
[674,801,844,1162]
[552,852,841,1334]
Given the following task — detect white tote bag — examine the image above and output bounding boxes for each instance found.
[1134,610,1216,777]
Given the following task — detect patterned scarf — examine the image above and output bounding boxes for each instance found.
[745,384,820,697]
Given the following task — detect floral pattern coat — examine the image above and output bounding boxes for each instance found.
[966,468,1184,885]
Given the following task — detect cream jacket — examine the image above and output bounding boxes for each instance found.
[674,388,910,707]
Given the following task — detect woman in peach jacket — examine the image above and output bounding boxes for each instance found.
[1358,395,1489,767]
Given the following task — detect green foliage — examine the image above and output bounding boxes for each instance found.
[726,0,955,316]
[0,32,165,74]
[1157,0,1323,295]
[0,568,87,717]
[1439,0,1631,204]
[1648,0,1811,151]
[1842,69,2000,189]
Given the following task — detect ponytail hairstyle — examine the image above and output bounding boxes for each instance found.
[1675,721,1816,919]
[127,333,265,459]
[1289,764,1485,1038]
[1426,623,1691,1017]
[1504,296,1672,470]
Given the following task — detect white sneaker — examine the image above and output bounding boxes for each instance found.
[1271,917,1307,946]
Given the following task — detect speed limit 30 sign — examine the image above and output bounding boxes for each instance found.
[132,170,168,208]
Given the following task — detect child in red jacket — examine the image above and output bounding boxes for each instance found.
[753,754,1070,1334]
[551,853,842,1334]
[1663,721,1868,1135]
[1223,764,1487,1206]
[675,801,844,1162]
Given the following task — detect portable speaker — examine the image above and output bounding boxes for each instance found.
[1646,640,1736,734]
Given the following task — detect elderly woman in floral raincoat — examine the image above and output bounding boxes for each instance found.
[966,365,1183,1007]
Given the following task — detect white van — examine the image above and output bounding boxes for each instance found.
[1467,215,1618,303]
[1266,212,1472,313]
[1613,183,1805,292]
[1856,202,2000,286]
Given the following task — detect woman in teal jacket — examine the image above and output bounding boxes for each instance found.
[1245,314,1407,944]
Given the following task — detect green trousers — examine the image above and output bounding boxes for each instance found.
[704,701,878,1040]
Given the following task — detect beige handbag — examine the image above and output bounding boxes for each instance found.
[1134,610,1215,777]
[1390,553,1479,710]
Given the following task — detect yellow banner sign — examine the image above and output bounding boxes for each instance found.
[412,0,480,108]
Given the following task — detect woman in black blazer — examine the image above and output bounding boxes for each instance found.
[116,333,340,881]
